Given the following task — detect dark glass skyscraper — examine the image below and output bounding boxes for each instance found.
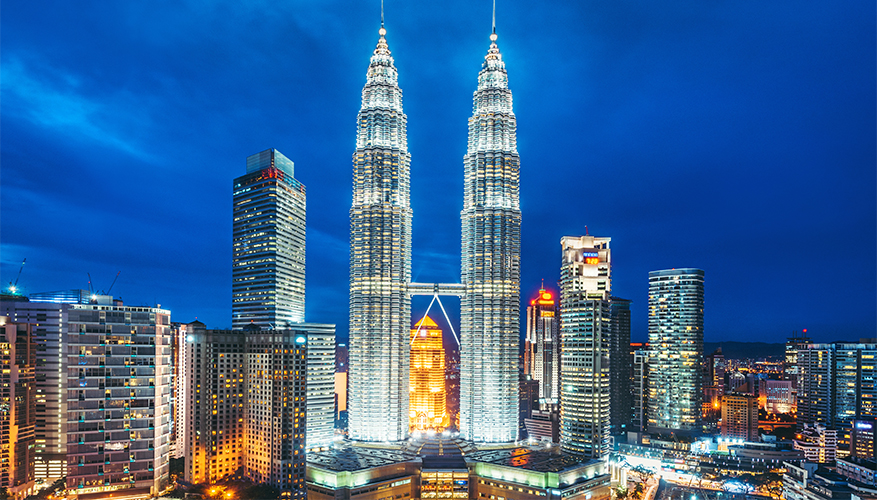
[232,149,306,329]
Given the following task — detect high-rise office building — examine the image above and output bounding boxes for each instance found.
[609,296,632,434]
[525,286,560,405]
[64,296,172,500]
[647,268,704,436]
[460,28,521,444]
[0,317,36,500]
[306,325,337,451]
[0,298,69,480]
[232,148,306,329]
[559,235,611,459]
[762,379,794,414]
[721,392,759,442]
[348,23,412,443]
[409,316,447,431]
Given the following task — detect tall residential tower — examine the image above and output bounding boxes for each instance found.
[525,286,560,406]
[232,149,306,329]
[348,24,412,442]
[460,28,521,443]
[647,268,704,436]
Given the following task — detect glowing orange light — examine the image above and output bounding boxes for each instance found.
[585,257,599,265]
[541,292,552,300]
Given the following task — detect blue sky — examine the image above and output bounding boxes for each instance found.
[2,1,874,343]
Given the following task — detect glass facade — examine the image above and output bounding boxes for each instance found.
[647,268,704,436]
[348,26,412,442]
[460,31,521,444]
[559,236,611,459]
[232,149,306,329]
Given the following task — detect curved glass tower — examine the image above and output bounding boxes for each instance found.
[348,24,412,442]
[460,29,521,443]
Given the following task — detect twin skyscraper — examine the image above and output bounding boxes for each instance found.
[349,22,521,443]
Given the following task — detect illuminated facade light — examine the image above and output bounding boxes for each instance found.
[409,316,448,431]
[525,286,560,406]
[647,268,705,436]
[348,25,412,443]
[460,30,521,444]
[559,235,611,459]
[232,149,306,330]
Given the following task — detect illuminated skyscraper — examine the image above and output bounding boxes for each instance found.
[232,149,306,329]
[409,316,447,431]
[459,26,521,444]
[525,286,560,406]
[647,268,704,436]
[348,23,412,442]
[559,235,611,459]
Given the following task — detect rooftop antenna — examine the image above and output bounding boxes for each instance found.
[492,0,496,35]
[585,225,589,236]
[381,0,384,28]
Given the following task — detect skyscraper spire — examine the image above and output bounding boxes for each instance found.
[348,22,412,442]
[381,0,384,28]
[460,16,521,443]
[492,0,496,35]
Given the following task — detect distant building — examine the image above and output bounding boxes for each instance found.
[631,347,650,432]
[232,148,306,329]
[559,235,611,459]
[409,316,447,431]
[797,342,877,456]
[762,379,795,414]
[519,376,540,440]
[525,409,560,444]
[647,268,704,437]
[850,419,876,460]
[721,392,759,442]
[524,286,560,406]
[836,456,877,487]
[794,423,838,463]
[0,298,69,480]
[0,317,36,500]
[609,297,632,434]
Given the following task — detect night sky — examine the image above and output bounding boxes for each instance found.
[2,1,874,344]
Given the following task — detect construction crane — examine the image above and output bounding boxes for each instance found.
[7,258,26,294]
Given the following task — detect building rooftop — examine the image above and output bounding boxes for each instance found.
[464,447,588,473]
[307,443,417,472]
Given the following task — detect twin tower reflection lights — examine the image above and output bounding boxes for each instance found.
[348,22,520,443]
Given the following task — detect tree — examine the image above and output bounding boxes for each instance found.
[629,464,657,484]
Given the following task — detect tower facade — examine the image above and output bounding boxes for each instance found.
[525,287,560,405]
[647,268,704,436]
[232,149,306,329]
[460,29,521,443]
[559,236,611,459]
[409,316,447,431]
[348,25,412,442]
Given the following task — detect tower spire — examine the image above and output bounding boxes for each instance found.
[491,0,497,40]
[381,0,384,28]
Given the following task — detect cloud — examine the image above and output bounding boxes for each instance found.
[1,56,153,160]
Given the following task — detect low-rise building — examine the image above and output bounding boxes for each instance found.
[795,423,838,463]
[783,462,853,500]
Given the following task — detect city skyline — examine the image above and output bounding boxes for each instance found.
[2,2,875,343]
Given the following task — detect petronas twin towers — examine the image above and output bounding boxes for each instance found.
[349,21,521,443]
